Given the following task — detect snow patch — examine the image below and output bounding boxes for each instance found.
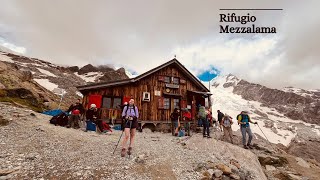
[36,68,57,77]
[74,72,104,82]
[34,79,58,91]
[125,70,138,78]
[0,53,14,63]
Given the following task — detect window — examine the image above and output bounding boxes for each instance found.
[113,97,122,109]
[164,98,170,109]
[102,97,122,109]
[102,97,112,108]
[173,77,179,84]
[164,76,170,83]
[173,98,180,109]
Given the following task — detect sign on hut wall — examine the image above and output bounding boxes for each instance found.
[155,90,161,96]
[165,83,179,89]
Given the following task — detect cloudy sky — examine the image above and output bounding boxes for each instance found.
[0,0,319,89]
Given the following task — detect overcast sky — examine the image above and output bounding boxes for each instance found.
[0,0,319,89]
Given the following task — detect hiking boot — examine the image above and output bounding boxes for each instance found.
[203,134,207,138]
[243,145,249,149]
[128,147,132,156]
[121,148,126,157]
[207,136,212,138]
[247,144,253,149]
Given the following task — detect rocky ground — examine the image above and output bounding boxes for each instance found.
[1,102,320,180]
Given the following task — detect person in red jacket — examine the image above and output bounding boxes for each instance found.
[66,98,84,129]
[182,108,192,136]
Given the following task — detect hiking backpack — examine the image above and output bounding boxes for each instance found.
[223,116,232,127]
[237,114,241,125]
[50,112,68,126]
[198,107,207,119]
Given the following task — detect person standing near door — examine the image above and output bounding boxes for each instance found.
[170,108,181,136]
[198,106,211,138]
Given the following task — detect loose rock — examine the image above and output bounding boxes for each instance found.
[216,164,232,175]
[229,173,241,180]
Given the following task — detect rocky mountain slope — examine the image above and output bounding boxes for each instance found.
[210,75,320,167]
[0,51,129,111]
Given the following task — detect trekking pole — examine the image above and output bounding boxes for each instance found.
[255,123,271,145]
[112,119,126,154]
[128,120,133,159]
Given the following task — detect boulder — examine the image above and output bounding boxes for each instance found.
[207,169,214,177]
[213,169,223,178]
[265,165,276,171]
[258,155,288,167]
[229,174,241,180]
[216,164,232,175]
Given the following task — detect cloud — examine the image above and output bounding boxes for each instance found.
[0,0,319,89]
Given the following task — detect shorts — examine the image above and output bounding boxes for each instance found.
[173,120,179,128]
[124,119,138,129]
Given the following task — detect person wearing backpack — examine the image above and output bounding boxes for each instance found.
[120,98,139,157]
[170,108,181,136]
[237,111,257,149]
[67,98,84,129]
[221,113,234,144]
[217,110,224,132]
[85,103,98,132]
[182,108,191,136]
[198,106,211,138]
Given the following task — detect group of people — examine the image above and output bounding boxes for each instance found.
[64,98,139,158]
[170,105,259,149]
[66,98,259,158]
[217,110,258,149]
[170,107,194,137]
[170,105,213,138]
[66,98,112,133]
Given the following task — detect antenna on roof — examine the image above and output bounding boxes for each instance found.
[174,55,176,59]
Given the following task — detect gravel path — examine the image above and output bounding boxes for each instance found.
[0,103,266,180]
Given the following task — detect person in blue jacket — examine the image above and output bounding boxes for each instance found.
[237,111,257,149]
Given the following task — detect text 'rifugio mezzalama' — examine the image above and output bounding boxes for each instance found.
[219,13,276,33]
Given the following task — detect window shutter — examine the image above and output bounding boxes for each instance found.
[158,97,164,109]
[88,95,102,108]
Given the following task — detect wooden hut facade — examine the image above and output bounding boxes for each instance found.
[77,59,212,130]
